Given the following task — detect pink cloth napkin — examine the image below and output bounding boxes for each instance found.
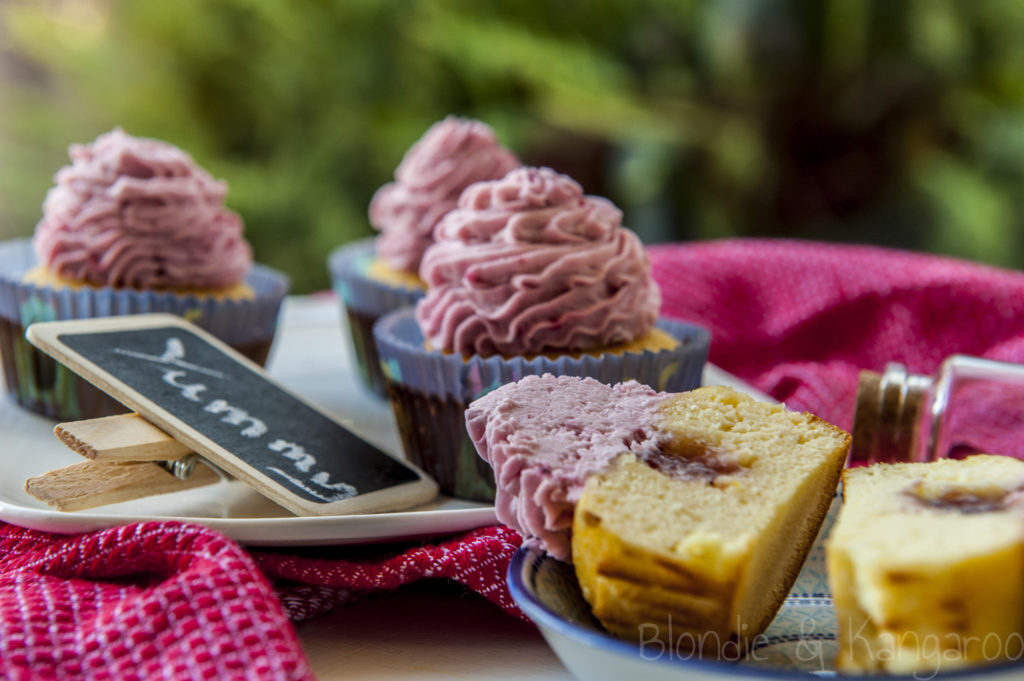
[650,239,1024,432]
[0,521,523,680]
[6,238,1024,679]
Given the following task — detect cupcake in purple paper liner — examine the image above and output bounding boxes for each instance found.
[0,128,289,420]
[328,116,519,397]
[373,167,711,501]
[327,238,425,397]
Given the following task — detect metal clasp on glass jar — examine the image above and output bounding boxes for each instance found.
[850,355,1024,465]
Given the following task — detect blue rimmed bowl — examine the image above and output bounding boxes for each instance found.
[507,497,1024,680]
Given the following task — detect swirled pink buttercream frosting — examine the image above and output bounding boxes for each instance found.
[466,374,668,561]
[416,167,661,357]
[33,128,252,290]
[368,116,519,273]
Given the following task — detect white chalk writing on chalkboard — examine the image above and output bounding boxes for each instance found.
[115,343,224,379]
[203,400,268,438]
[116,337,358,503]
[267,467,357,501]
[268,440,316,472]
[162,370,207,402]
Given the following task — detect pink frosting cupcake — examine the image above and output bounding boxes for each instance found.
[370,115,520,274]
[374,167,709,501]
[32,128,252,291]
[328,116,519,396]
[417,166,661,357]
[0,129,288,420]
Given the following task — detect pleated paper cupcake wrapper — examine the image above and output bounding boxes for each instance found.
[373,307,711,501]
[327,238,425,397]
[0,238,289,420]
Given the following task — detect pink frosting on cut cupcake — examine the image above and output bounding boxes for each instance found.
[369,116,519,273]
[416,167,661,357]
[33,128,252,290]
[466,374,668,561]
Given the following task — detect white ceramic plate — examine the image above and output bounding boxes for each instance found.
[0,297,495,546]
[0,297,763,547]
[0,386,496,547]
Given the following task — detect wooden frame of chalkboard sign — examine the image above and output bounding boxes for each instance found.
[27,314,438,516]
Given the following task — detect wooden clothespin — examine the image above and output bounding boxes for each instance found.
[26,413,221,512]
[23,314,438,516]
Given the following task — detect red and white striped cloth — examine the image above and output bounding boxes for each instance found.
[6,239,1024,679]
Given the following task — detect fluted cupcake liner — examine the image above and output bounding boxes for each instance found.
[327,238,425,397]
[373,307,711,501]
[0,238,289,420]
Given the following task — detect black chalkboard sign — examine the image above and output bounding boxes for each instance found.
[27,314,437,516]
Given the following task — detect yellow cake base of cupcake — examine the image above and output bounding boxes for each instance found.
[427,327,681,361]
[366,259,426,291]
[22,265,254,301]
[572,386,850,656]
[533,327,680,360]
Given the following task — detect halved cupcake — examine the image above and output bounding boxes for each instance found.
[828,456,1024,675]
[467,375,850,654]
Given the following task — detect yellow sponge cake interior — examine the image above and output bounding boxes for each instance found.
[828,455,1024,675]
[572,385,850,655]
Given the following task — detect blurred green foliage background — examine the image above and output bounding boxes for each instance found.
[2,0,1024,293]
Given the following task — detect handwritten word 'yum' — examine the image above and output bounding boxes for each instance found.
[115,338,357,503]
